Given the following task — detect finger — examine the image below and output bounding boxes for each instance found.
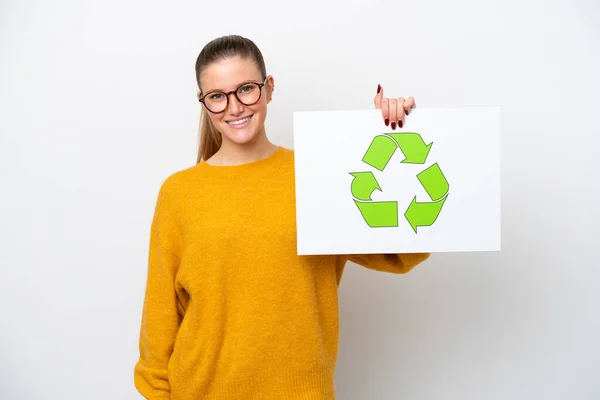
[389,98,398,130]
[404,96,416,116]
[374,84,383,109]
[397,97,405,128]
[381,98,390,126]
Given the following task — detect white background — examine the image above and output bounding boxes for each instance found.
[1,0,599,399]
[294,108,501,254]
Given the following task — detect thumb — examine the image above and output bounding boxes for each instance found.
[374,84,383,109]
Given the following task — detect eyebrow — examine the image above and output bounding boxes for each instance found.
[204,79,260,95]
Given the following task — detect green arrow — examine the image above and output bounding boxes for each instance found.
[350,172,381,201]
[354,200,398,227]
[362,135,397,171]
[417,163,449,201]
[404,194,448,233]
[387,133,432,164]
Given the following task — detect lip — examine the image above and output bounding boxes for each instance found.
[226,114,253,123]
[226,114,253,128]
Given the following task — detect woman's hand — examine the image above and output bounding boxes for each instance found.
[374,84,415,130]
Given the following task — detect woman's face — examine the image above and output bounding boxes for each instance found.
[198,56,274,146]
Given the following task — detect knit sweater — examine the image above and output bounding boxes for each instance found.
[133,146,430,400]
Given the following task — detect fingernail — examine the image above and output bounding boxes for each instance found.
[398,120,403,128]
[405,109,410,116]
[377,84,381,94]
[384,118,389,126]
[391,121,396,130]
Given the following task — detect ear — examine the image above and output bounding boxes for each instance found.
[267,75,275,102]
[197,91,208,111]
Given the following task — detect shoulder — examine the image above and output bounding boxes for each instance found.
[279,146,295,161]
[155,163,202,203]
[160,164,195,189]
[269,146,295,177]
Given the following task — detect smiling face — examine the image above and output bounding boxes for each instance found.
[198,56,274,147]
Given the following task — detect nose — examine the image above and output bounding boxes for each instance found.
[227,92,244,115]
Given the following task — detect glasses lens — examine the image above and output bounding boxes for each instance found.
[236,83,261,105]
[204,92,227,113]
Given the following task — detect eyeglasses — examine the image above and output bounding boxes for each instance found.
[198,77,268,114]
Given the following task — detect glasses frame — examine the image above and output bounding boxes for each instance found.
[198,76,268,114]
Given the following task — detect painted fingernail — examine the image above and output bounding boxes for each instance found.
[377,84,381,94]
[391,121,396,130]
[384,118,389,126]
[405,109,410,116]
[398,120,403,128]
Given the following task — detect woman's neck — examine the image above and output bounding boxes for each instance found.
[207,135,279,166]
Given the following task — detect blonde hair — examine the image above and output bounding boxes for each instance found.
[196,111,222,164]
[194,35,267,163]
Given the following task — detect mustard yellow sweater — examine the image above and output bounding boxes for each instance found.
[134,146,430,400]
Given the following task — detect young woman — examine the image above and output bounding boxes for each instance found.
[134,35,430,400]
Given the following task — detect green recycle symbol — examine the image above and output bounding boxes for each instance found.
[350,133,449,233]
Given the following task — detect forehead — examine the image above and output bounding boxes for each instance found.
[200,56,261,92]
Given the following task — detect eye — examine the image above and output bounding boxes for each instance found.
[239,85,255,93]
[209,93,225,101]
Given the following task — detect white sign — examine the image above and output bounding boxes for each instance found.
[293,107,501,255]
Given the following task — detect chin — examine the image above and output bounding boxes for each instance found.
[228,135,258,145]
[221,128,258,145]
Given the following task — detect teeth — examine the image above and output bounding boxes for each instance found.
[228,116,251,125]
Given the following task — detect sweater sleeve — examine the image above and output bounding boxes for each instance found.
[134,180,183,399]
[345,252,431,274]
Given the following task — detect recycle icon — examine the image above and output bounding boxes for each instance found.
[350,133,449,233]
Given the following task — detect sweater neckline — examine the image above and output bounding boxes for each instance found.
[197,146,285,171]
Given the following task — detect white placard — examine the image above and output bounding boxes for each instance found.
[293,107,501,255]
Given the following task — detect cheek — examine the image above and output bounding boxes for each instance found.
[251,100,268,116]
[207,112,224,125]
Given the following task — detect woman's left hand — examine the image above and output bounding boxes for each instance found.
[374,84,415,130]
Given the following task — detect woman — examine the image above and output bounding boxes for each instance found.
[134,34,430,400]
